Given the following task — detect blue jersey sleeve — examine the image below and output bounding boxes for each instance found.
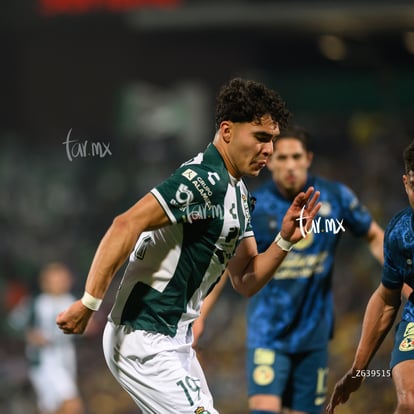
[336,182,372,237]
[382,208,414,290]
[382,239,404,289]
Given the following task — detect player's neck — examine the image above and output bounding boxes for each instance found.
[213,137,241,180]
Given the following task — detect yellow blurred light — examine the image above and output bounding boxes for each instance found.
[403,31,414,54]
[318,35,347,61]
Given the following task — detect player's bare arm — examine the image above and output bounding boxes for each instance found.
[364,222,413,300]
[56,193,170,334]
[365,221,384,265]
[228,187,321,297]
[326,283,401,414]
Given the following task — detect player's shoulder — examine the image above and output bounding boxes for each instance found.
[251,180,279,211]
[383,207,414,257]
[176,145,229,189]
[386,207,413,238]
[252,179,276,198]
[175,164,227,191]
[313,175,360,204]
[312,175,349,193]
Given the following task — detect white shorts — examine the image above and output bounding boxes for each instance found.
[103,321,219,414]
[29,346,79,413]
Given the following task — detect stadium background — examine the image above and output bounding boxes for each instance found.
[1,0,414,412]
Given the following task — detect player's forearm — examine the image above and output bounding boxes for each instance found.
[366,221,384,265]
[84,194,169,300]
[230,188,320,297]
[230,242,288,297]
[351,285,400,371]
[84,215,141,298]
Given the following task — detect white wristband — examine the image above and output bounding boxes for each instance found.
[274,232,294,252]
[81,291,103,311]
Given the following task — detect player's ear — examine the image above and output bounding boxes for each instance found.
[220,121,232,143]
[403,174,409,195]
[306,151,314,168]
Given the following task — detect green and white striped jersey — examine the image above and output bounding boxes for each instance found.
[109,144,254,337]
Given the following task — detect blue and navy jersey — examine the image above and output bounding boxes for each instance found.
[382,207,414,321]
[247,175,373,352]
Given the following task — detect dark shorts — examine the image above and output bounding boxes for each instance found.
[390,320,414,371]
[247,347,328,414]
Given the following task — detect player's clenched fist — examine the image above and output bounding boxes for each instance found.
[56,300,94,334]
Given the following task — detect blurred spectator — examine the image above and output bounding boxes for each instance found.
[8,262,85,414]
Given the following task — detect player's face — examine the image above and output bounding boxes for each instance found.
[268,138,313,197]
[403,171,414,210]
[226,115,279,178]
[41,268,72,296]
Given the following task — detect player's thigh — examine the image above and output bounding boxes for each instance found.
[392,360,414,404]
[103,323,218,414]
[247,347,291,410]
[288,349,328,414]
[391,321,414,370]
[123,347,218,413]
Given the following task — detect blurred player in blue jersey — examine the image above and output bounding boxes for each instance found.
[56,78,321,414]
[327,140,414,414]
[246,125,385,414]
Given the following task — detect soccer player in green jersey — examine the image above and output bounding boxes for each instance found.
[56,78,320,414]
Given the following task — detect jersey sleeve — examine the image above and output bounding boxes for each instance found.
[337,183,372,237]
[151,165,224,225]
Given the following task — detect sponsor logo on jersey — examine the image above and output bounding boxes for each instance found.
[207,171,220,185]
[399,322,414,351]
[182,168,198,181]
[273,251,328,280]
[174,184,194,205]
[192,176,213,207]
[292,231,314,250]
[253,365,275,386]
[253,348,275,364]
[399,336,414,351]
[241,194,251,223]
[318,201,332,216]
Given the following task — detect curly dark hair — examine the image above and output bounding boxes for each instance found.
[403,140,414,174]
[214,77,292,131]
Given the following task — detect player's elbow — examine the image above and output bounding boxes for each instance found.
[244,286,261,298]
[234,287,254,298]
[105,214,139,247]
[230,278,257,298]
[111,213,133,233]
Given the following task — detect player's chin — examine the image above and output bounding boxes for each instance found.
[247,166,265,177]
[245,170,261,178]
